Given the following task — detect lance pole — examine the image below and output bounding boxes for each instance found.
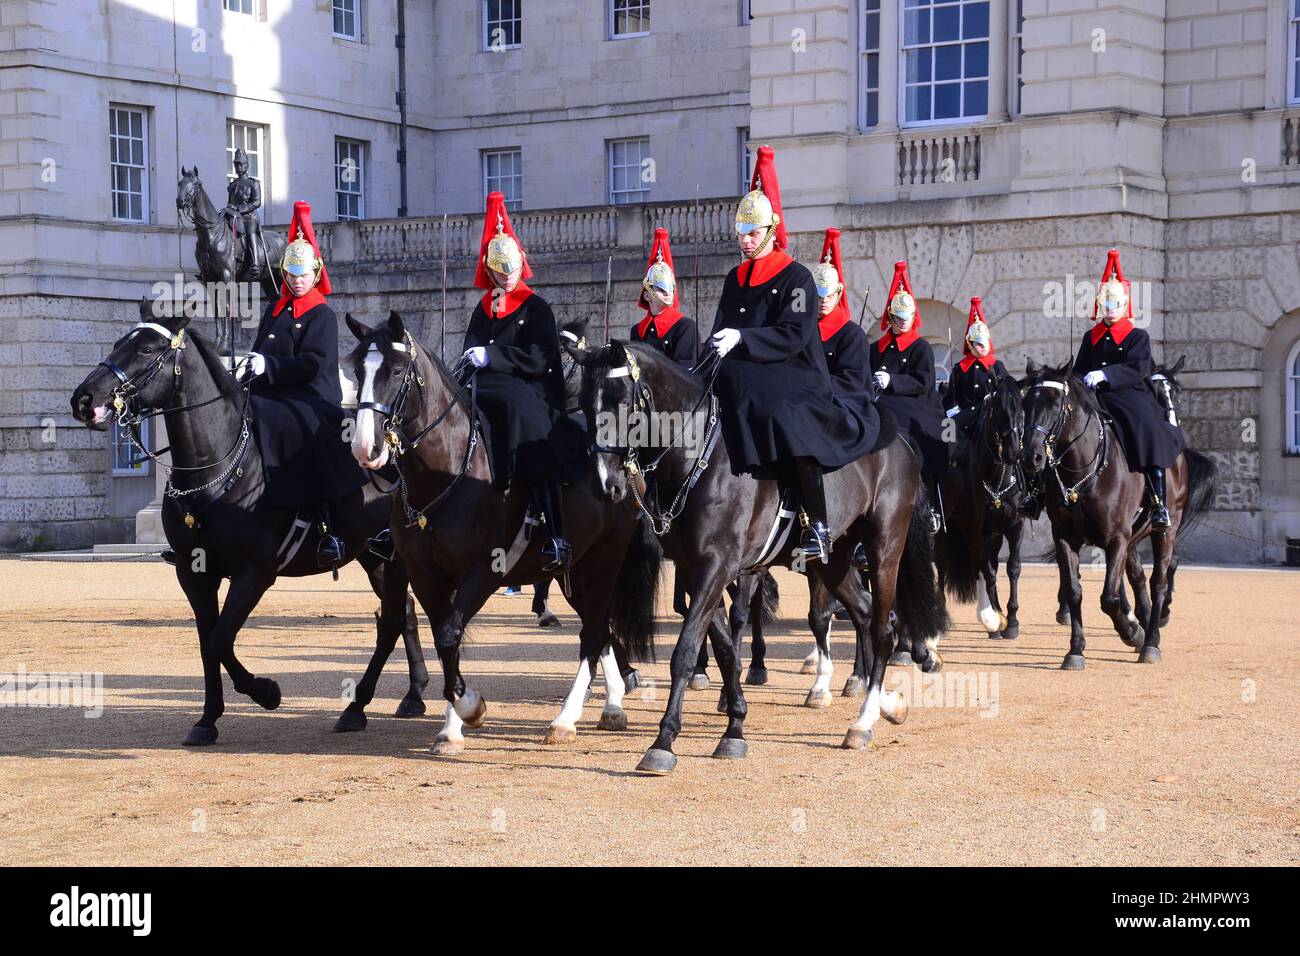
[440,213,447,363]
[602,254,613,344]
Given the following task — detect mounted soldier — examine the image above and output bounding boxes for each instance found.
[708,146,877,563]
[944,296,1009,437]
[223,147,264,281]
[461,191,586,571]
[869,261,947,533]
[630,227,698,367]
[242,200,364,569]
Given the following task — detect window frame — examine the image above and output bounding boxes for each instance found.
[610,0,650,39]
[482,147,524,212]
[859,0,882,131]
[335,138,366,222]
[738,127,751,194]
[333,0,361,41]
[109,105,149,224]
[226,121,266,223]
[110,418,151,478]
[1287,337,1300,454]
[607,136,652,206]
[898,0,992,129]
[223,0,255,15]
[483,0,523,52]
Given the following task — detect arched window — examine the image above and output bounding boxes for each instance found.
[931,342,959,394]
[1287,338,1300,454]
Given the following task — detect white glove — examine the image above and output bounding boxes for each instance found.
[946,406,960,418]
[238,352,266,381]
[874,370,890,390]
[711,328,741,357]
[1084,369,1106,388]
[464,347,489,368]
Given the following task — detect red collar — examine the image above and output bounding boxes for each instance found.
[272,286,326,319]
[637,306,685,340]
[877,328,920,353]
[481,281,534,319]
[958,352,997,373]
[818,302,852,342]
[737,250,793,287]
[1089,317,1133,346]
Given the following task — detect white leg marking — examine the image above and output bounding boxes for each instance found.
[437,701,465,742]
[811,618,834,696]
[879,688,903,720]
[976,579,1001,632]
[599,646,625,711]
[850,686,883,734]
[352,350,383,466]
[551,659,593,731]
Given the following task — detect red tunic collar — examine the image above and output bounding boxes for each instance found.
[958,352,997,373]
[271,286,326,319]
[1089,317,1133,346]
[637,306,685,340]
[818,302,852,342]
[481,281,534,319]
[877,328,920,353]
[737,250,793,287]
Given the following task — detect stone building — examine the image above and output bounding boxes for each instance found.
[2,0,1299,563]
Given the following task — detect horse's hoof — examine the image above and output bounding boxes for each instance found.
[716,692,728,714]
[597,707,627,732]
[999,612,1008,632]
[182,724,218,747]
[799,654,818,675]
[841,727,873,750]
[712,737,748,760]
[394,696,427,718]
[1061,654,1086,671]
[1138,645,1161,664]
[636,748,677,776]
[1123,625,1146,650]
[887,649,914,667]
[919,654,942,674]
[430,735,464,756]
[621,670,641,694]
[1055,608,1071,626]
[841,675,866,698]
[334,710,367,733]
[744,666,769,686]
[1159,612,1171,628]
[543,723,577,745]
[882,695,909,726]
[804,688,833,709]
[458,693,488,729]
[1000,622,1020,641]
[250,677,281,711]
[688,673,710,691]
[537,610,561,628]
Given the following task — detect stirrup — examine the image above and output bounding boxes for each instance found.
[1150,505,1171,529]
[160,548,177,566]
[366,528,396,563]
[316,534,344,570]
[929,508,943,536]
[799,523,831,564]
[850,542,870,573]
[541,536,573,573]
[1017,494,1042,520]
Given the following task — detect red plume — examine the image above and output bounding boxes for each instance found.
[283,200,330,296]
[473,192,532,291]
[1090,248,1132,323]
[879,261,922,332]
[748,145,786,251]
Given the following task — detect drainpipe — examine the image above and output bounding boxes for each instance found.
[396,0,409,217]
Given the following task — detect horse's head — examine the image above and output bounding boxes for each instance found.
[985,372,1025,467]
[578,339,637,502]
[71,297,194,430]
[177,165,202,218]
[344,310,424,471]
[557,318,590,406]
[1018,357,1077,477]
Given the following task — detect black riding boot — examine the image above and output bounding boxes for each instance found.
[1018,480,1043,520]
[316,502,344,570]
[793,457,831,564]
[366,528,396,563]
[537,483,573,573]
[1147,466,1170,529]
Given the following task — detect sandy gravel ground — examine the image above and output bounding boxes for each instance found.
[0,556,1295,866]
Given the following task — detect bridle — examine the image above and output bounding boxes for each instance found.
[1024,377,1107,505]
[356,332,480,530]
[977,391,1024,511]
[590,346,722,536]
[98,321,253,528]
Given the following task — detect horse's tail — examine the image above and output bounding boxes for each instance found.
[939,513,980,605]
[1180,448,1218,537]
[894,483,950,647]
[610,518,662,663]
[758,569,780,627]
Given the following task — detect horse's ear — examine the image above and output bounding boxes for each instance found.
[386,310,405,339]
[1024,357,1040,379]
[138,296,153,321]
[1054,358,1073,378]
[1171,354,1186,375]
[345,313,370,342]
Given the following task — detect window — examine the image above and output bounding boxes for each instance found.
[901,0,990,126]
[1010,0,1024,116]
[608,137,651,205]
[111,419,150,477]
[109,106,147,222]
[1288,339,1300,454]
[612,0,649,38]
[223,0,253,14]
[483,148,523,211]
[484,0,521,51]
[335,138,365,221]
[226,122,265,222]
[859,1,881,130]
[932,343,958,393]
[333,0,360,40]
[738,127,751,193]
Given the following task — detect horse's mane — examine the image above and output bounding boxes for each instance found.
[187,328,242,400]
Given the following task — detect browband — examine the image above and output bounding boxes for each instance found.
[367,341,409,353]
[133,322,175,340]
[607,366,630,378]
[1029,380,1067,392]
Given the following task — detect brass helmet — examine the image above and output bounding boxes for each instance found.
[735,185,779,239]
[811,251,842,299]
[281,236,323,285]
[1095,274,1128,316]
[966,317,991,351]
[485,212,524,276]
[643,249,676,298]
[888,288,917,324]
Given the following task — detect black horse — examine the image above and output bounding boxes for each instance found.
[70,300,430,745]
[937,375,1027,641]
[1019,359,1217,669]
[578,341,948,773]
[346,313,659,754]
